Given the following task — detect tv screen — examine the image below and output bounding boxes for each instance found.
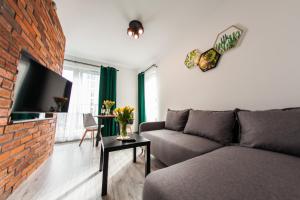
[12,52,72,113]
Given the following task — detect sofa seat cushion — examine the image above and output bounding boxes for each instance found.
[141,129,222,166]
[143,146,300,200]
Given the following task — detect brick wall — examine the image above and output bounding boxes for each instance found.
[0,0,65,198]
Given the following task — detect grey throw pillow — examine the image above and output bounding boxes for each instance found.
[183,110,235,144]
[238,109,300,157]
[165,109,190,131]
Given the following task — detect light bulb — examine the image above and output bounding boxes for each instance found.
[134,34,139,39]
[138,28,144,35]
[127,28,133,36]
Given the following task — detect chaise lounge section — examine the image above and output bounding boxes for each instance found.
[141,108,300,200]
[143,146,300,200]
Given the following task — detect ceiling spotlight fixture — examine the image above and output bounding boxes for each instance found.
[127,20,144,39]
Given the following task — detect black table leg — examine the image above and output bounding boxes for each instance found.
[101,151,109,196]
[145,143,151,176]
[99,144,103,171]
[96,119,102,147]
[133,147,136,163]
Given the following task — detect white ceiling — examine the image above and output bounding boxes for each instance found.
[56,0,220,69]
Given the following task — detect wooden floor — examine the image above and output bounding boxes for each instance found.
[8,140,165,200]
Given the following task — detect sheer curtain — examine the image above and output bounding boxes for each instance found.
[55,62,100,142]
[145,67,159,122]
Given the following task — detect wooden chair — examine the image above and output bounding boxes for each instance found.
[79,113,102,146]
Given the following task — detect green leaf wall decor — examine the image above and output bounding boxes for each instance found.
[184,49,202,69]
[214,25,243,54]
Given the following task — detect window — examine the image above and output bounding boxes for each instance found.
[144,67,159,122]
[55,63,100,142]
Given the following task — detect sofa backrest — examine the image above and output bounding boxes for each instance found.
[165,109,190,131]
[183,109,236,145]
[237,108,300,157]
[164,107,300,156]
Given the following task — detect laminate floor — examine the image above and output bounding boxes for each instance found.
[8,140,165,200]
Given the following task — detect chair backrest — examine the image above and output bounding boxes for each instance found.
[83,113,97,128]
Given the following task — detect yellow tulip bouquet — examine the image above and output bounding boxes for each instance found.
[103,100,115,114]
[114,106,134,139]
[103,100,115,109]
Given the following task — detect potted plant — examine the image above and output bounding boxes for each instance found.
[114,106,134,140]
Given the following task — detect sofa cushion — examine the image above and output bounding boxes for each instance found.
[238,109,300,157]
[183,110,235,144]
[141,129,222,166]
[143,146,300,200]
[165,109,190,131]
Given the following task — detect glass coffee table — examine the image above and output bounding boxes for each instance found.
[99,133,151,196]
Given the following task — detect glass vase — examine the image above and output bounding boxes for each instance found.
[105,108,110,115]
[120,123,128,138]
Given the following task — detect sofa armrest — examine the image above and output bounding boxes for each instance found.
[139,121,165,133]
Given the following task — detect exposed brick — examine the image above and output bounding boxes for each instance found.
[32,131,40,138]
[4,124,23,133]
[0,150,10,162]
[0,67,14,80]
[4,173,20,191]
[5,60,17,73]
[1,139,20,152]
[0,118,8,126]
[0,88,11,98]
[12,148,29,160]
[28,127,38,134]
[0,48,15,65]
[0,0,65,197]
[0,171,13,188]
[20,134,32,144]
[0,16,12,33]
[0,127,4,135]
[0,35,9,51]
[0,1,21,34]
[24,139,38,148]
[10,144,24,155]
[0,158,14,170]
[21,31,34,47]
[0,98,11,108]
[13,129,27,138]
[0,0,15,17]
[22,122,35,129]
[0,58,4,69]
[0,133,12,143]
[1,79,13,90]
[0,169,7,180]
[0,109,9,117]
[6,0,23,19]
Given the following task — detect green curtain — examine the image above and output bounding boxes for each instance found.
[138,72,146,125]
[98,66,118,137]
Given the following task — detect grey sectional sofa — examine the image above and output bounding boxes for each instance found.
[141,109,300,200]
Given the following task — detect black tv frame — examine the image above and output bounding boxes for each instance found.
[10,51,72,118]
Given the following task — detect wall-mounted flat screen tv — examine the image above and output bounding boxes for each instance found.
[11,52,72,113]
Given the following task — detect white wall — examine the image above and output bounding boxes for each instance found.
[157,0,300,120]
[65,55,139,132]
[116,68,138,132]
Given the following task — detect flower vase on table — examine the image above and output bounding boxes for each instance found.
[114,106,134,141]
[103,100,115,115]
[119,123,129,140]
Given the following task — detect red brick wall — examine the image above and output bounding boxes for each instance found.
[0,0,65,198]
